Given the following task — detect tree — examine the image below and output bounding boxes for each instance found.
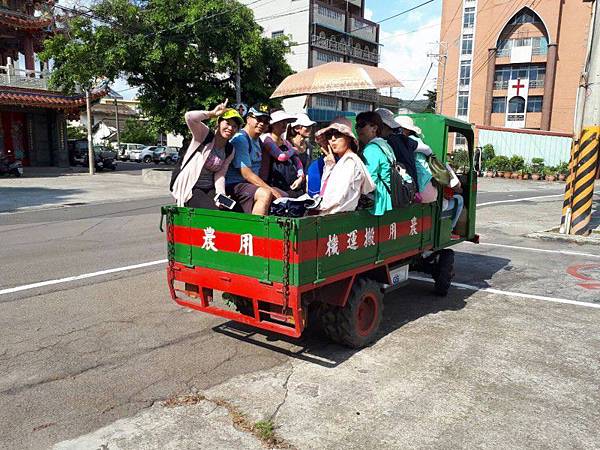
[120,119,156,145]
[67,125,87,140]
[41,0,293,135]
[424,89,437,113]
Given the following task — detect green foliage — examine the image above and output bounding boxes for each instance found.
[67,125,87,140]
[254,420,274,441]
[530,157,545,174]
[482,144,495,161]
[509,155,525,172]
[423,89,436,113]
[40,0,293,135]
[120,118,156,145]
[556,161,569,175]
[543,166,557,177]
[490,155,511,172]
[449,149,469,172]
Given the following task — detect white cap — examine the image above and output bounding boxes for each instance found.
[394,115,422,136]
[269,110,297,125]
[291,113,316,128]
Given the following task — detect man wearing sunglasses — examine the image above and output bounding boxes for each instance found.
[226,106,283,215]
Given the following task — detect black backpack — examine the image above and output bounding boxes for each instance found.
[373,142,416,208]
[169,131,233,191]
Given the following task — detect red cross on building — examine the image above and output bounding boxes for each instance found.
[512,78,526,96]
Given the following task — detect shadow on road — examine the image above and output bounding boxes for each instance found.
[0,187,86,212]
[213,252,511,368]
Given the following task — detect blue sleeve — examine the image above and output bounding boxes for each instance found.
[231,133,251,169]
[363,143,382,181]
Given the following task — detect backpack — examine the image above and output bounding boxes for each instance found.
[169,131,233,191]
[373,142,416,208]
[427,154,451,186]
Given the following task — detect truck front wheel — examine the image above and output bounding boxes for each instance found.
[433,249,455,296]
[320,277,383,348]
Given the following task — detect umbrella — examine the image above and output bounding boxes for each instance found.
[270,62,403,99]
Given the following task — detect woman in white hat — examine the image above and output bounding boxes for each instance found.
[260,109,305,197]
[287,113,317,172]
[315,117,375,215]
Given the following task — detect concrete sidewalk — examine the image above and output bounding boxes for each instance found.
[0,170,169,213]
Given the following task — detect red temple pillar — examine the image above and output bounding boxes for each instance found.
[23,33,35,76]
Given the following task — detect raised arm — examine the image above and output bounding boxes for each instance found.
[184,100,230,143]
[263,137,297,162]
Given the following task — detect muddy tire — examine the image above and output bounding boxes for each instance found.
[231,295,254,317]
[319,277,383,348]
[433,249,454,296]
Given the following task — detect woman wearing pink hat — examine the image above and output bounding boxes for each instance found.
[315,117,375,215]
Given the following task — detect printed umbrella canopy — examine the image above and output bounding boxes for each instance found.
[270,62,403,99]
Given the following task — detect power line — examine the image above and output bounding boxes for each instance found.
[405,62,434,106]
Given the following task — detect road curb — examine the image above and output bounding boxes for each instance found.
[527,230,600,246]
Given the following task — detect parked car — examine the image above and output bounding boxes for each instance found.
[117,143,145,161]
[129,145,157,163]
[68,140,117,170]
[153,146,180,165]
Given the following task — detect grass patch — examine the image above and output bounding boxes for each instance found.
[254,420,275,441]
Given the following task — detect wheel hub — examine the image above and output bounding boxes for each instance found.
[357,293,378,336]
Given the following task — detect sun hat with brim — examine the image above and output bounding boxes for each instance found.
[315,116,358,147]
[269,110,297,125]
[291,113,316,128]
[375,107,400,130]
[394,115,422,136]
[218,108,244,127]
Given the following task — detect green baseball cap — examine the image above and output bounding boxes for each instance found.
[219,108,244,127]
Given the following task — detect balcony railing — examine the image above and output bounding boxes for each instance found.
[0,64,49,90]
[493,79,544,89]
[313,3,345,32]
[311,34,379,63]
[493,80,509,89]
[349,17,377,42]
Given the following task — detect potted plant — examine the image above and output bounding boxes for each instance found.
[493,155,511,178]
[521,163,531,180]
[449,148,470,174]
[509,155,525,179]
[556,161,569,181]
[485,157,497,177]
[544,166,557,181]
[530,157,545,181]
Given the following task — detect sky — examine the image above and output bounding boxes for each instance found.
[365,0,442,101]
[58,0,443,102]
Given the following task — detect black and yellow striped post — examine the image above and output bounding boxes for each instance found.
[561,127,600,234]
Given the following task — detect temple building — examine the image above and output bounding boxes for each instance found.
[0,0,101,167]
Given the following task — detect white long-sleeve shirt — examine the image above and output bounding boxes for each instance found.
[318,151,375,215]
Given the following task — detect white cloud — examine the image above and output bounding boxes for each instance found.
[378,19,441,100]
[364,8,374,21]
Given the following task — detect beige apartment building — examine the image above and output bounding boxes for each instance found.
[438,0,593,138]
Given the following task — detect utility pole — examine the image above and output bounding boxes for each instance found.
[561,0,600,234]
[235,54,242,105]
[85,89,95,175]
[113,97,121,153]
[428,42,448,114]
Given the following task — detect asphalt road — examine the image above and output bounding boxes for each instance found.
[1,189,599,449]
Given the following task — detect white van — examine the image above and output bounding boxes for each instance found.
[118,143,145,161]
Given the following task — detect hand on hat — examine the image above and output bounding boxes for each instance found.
[211,99,229,118]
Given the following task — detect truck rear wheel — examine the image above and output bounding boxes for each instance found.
[433,249,454,296]
[320,277,383,348]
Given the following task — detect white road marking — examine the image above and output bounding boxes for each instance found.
[477,194,562,207]
[0,259,167,296]
[410,275,600,309]
[477,242,600,259]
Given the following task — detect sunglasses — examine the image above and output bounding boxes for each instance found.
[324,131,345,141]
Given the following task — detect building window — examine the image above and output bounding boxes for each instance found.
[459,61,471,87]
[271,30,284,39]
[492,97,507,113]
[316,51,341,63]
[461,34,473,55]
[508,96,526,114]
[455,134,467,146]
[315,95,337,109]
[457,91,469,116]
[317,5,344,21]
[510,9,541,25]
[463,7,475,28]
[348,101,371,113]
[527,96,543,112]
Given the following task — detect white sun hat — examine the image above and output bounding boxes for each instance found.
[269,110,297,125]
[374,108,400,130]
[394,115,422,136]
[291,113,316,128]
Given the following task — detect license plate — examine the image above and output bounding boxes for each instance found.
[17,167,23,174]
[390,265,409,285]
[97,162,104,167]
